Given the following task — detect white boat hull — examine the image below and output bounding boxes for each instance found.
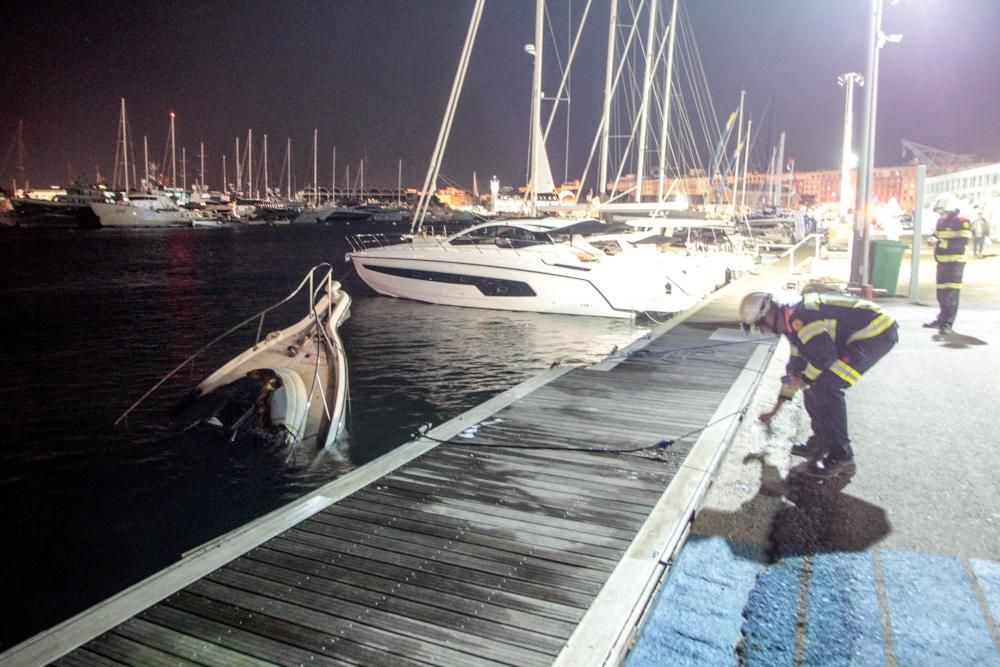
[91,202,193,228]
[194,281,351,449]
[350,244,698,319]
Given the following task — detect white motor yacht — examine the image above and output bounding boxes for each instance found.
[90,193,196,228]
[346,218,702,319]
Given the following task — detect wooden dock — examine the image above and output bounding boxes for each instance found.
[5,246,819,667]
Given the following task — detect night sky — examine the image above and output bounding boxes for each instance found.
[3,0,998,193]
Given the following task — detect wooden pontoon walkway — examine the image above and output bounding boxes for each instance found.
[5,244,820,667]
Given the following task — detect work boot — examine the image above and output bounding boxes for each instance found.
[939,324,954,334]
[801,455,856,479]
[923,319,941,329]
[791,440,826,459]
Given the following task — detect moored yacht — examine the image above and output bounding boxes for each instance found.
[346,217,701,319]
[12,183,113,228]
[90,192,196,228]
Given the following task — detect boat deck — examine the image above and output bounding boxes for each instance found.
[8,244,819,666]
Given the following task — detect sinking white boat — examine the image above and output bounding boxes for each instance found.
[116,265,351,451]
[346,217,701,319]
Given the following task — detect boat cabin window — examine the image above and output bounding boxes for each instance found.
[450,225,549,248]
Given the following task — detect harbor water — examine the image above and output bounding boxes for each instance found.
[0,225,651,649]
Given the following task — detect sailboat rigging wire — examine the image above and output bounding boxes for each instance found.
[412,0,484,233]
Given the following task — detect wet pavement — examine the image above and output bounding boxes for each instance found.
[626,248,1000,665]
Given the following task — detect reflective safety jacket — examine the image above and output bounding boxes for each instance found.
[933,212,972,263]
[779,293,895,398]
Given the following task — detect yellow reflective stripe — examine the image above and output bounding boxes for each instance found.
[803,293,820,310]
[803,363,822,381]
[937,254,966,262]
[847,313,895,343]
[938,282,963,289]
[830,359,861,385]
[937,229,972,239]
[779,385,797,400]
[790,346,801,356]
[798,319,835,344]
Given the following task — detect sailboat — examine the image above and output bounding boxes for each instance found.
[347,0,701,319]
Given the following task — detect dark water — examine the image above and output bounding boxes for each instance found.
[0,225,649,649]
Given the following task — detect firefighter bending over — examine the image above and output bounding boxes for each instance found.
[740,291,899,478]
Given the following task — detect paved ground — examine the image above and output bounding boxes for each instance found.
[626,246,1000,665]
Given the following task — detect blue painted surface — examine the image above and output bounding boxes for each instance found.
[628,538,1000,666]
[881,550,1000,666]
[740,557,804,667]
[625,536,764,666]
[803,552,885,666]
[971,558,1000,629]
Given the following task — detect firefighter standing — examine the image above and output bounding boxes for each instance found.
[740,291,898,479]
[924,199,972,334]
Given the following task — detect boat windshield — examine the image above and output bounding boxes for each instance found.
[449,224,552,248]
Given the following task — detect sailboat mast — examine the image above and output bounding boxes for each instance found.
[732,90,745,216]
[263,134,268,199]
[234,137,241,195]
[144,136,150,192]
[657,0,680,201]
[120,98,129,191]
[528,0,544,216]
[774,131,786,208]
[312,129,318,206]
[170,112,177,189]
[598,0,618,204]
[247,129,253,199]
[222,155,227,194]
[634,0,659,203]
[397,159,402,207]
[286,138,292,199]
[182,146,187,191]
[332,147,337,205]
[741,118,752,212]
[200,141,206,190]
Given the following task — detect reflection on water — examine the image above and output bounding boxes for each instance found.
[0,226,650,647]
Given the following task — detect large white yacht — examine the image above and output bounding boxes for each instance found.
[346,217,702,319]
[90,193,196,228]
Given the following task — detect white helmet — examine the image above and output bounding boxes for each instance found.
[934,197,962,215]
[739,291,774,327]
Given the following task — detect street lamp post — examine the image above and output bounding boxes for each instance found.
[849,0,901,286]
[838,73,864,221]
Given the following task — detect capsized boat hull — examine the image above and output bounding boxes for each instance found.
[185,282,351,450]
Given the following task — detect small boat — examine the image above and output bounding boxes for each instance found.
[116,265,351,451]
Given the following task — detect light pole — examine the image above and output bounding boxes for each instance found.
[849,0,902,286]
[838,73,864,221]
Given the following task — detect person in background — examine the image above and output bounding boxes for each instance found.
[971,211,990,258]
[924,198,972,333]
[740,290,898,479]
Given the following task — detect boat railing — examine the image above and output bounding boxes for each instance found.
[114,263,336,426]
[346,233,415,254]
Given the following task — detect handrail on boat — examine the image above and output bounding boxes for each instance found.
[114,263,336,427]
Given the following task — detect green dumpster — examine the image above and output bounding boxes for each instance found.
[870,239,908,296]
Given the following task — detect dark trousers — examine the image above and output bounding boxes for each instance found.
[803,323,899,460]
[973,236,985,257]
[935,261,965,327]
